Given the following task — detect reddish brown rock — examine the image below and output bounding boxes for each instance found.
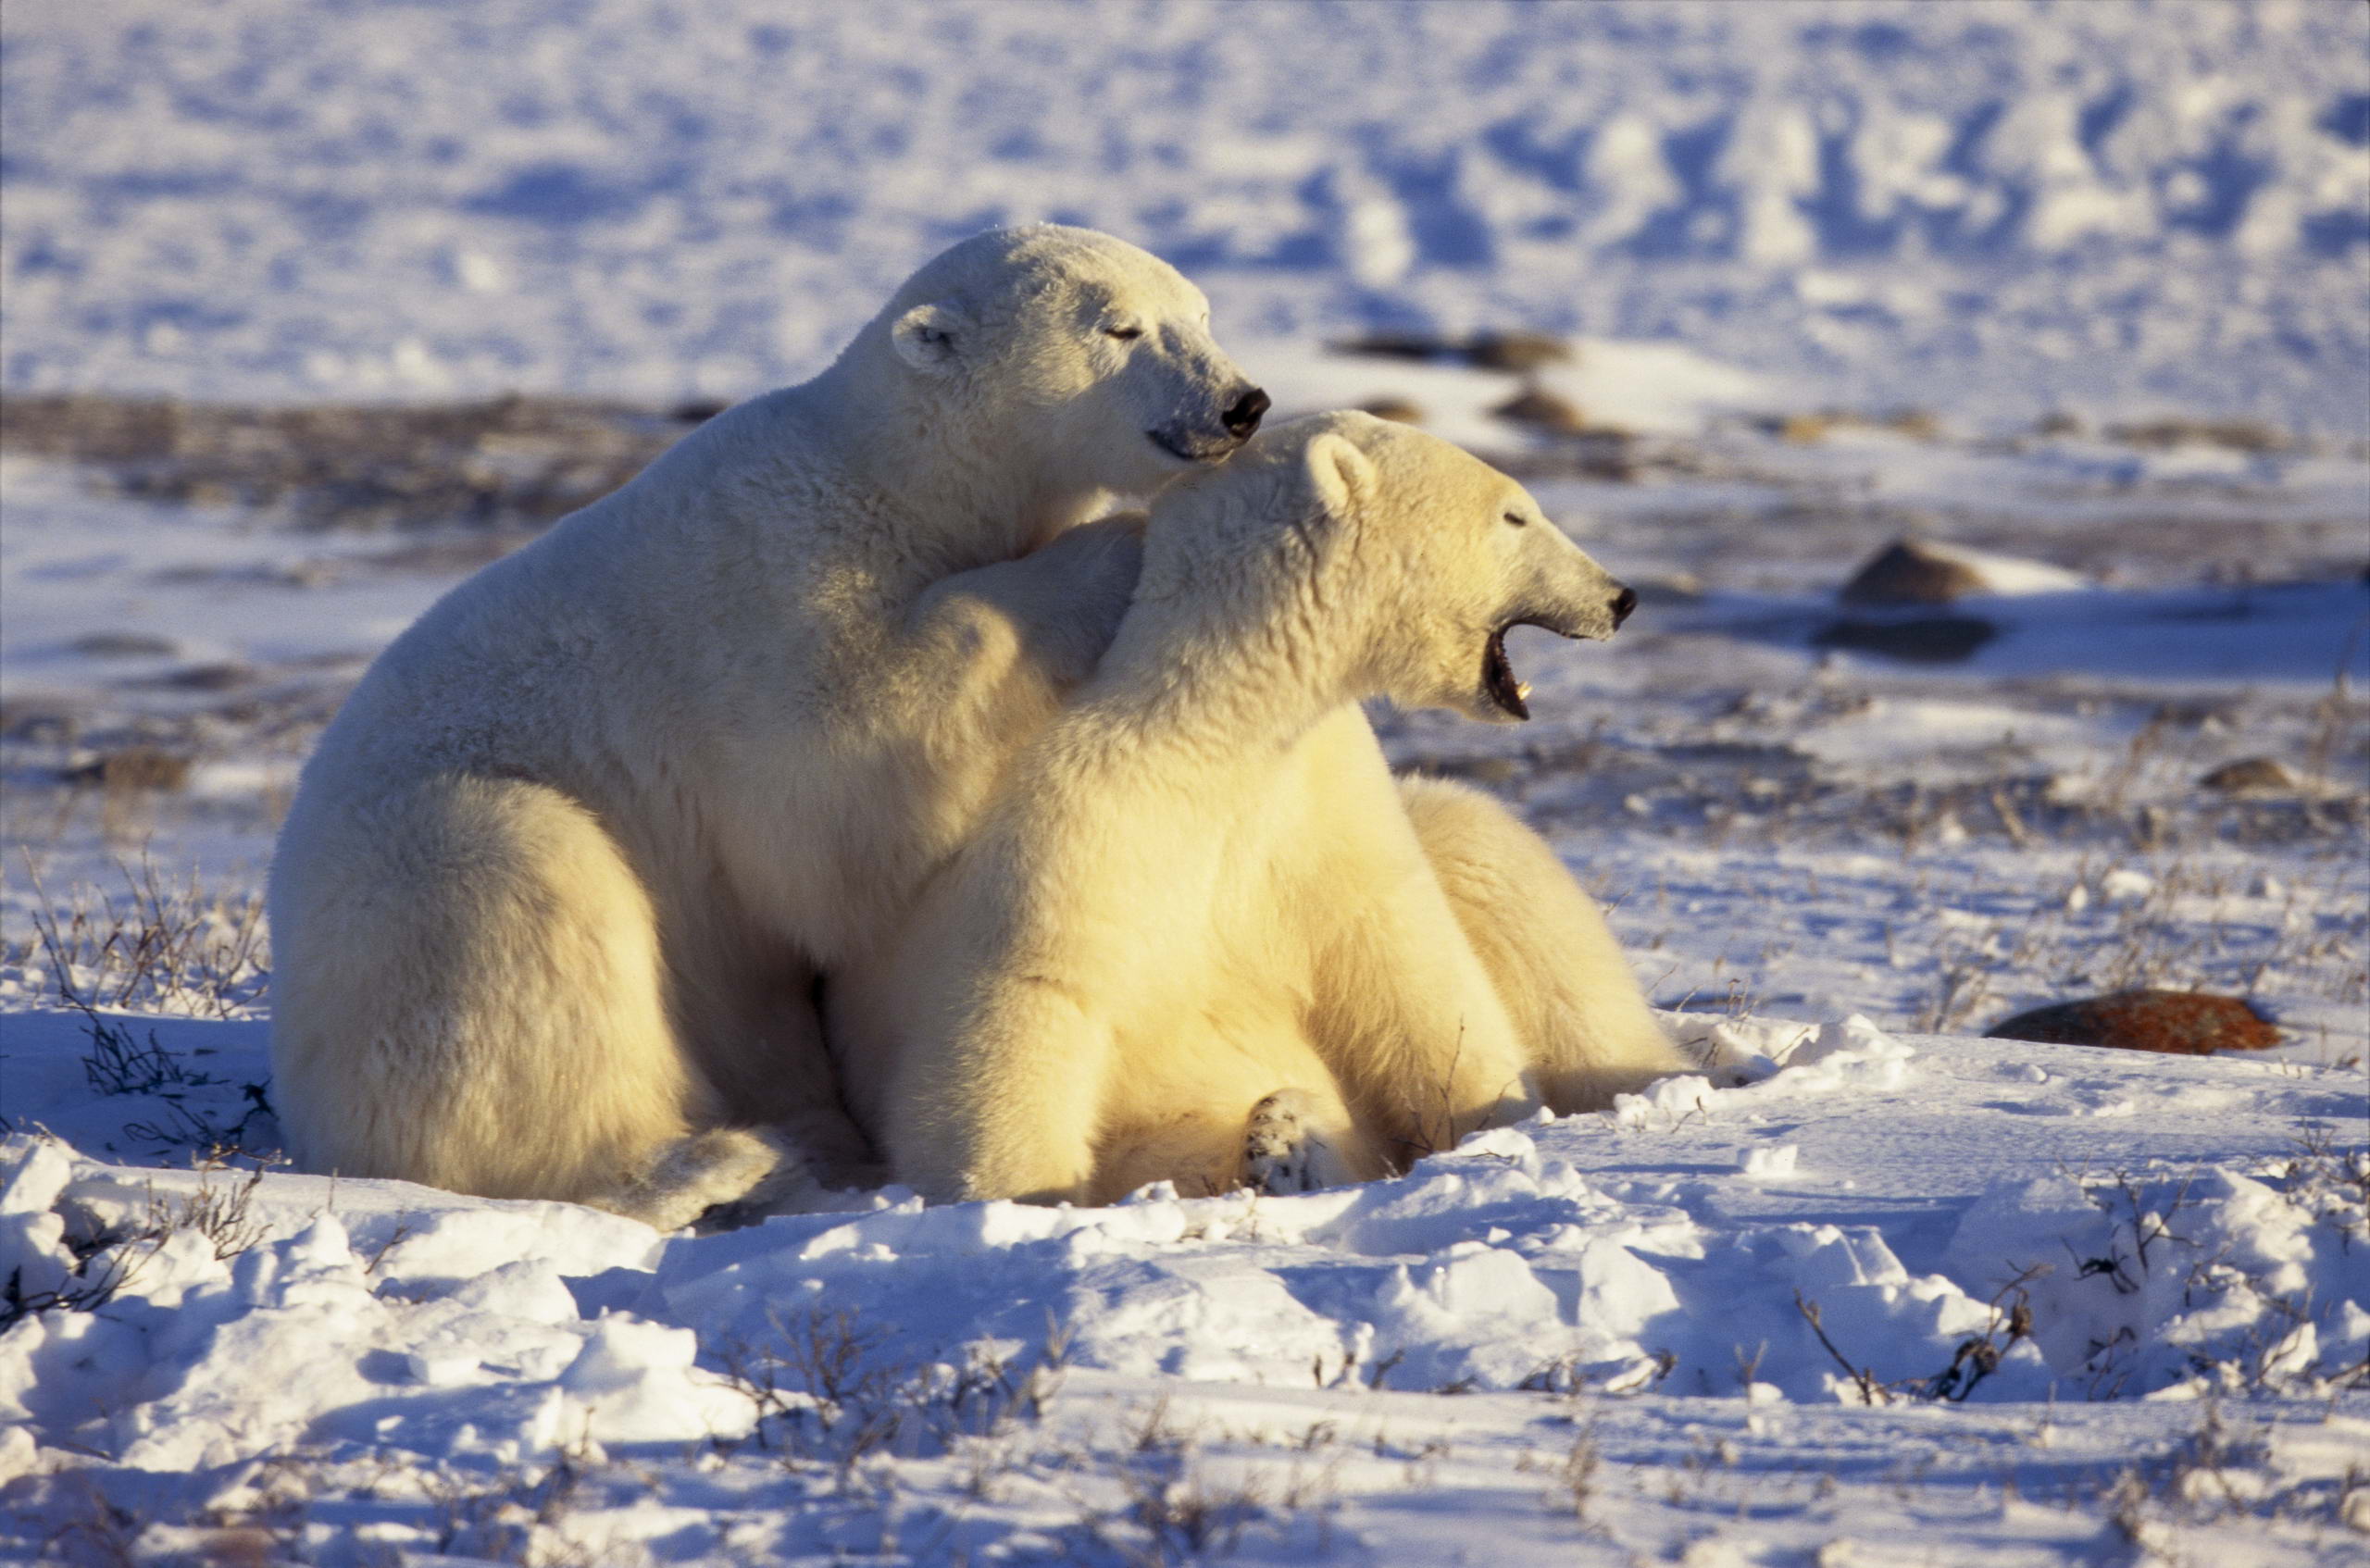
[1987,990,2280,1054]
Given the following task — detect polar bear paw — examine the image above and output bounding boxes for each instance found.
[598,1126,823,1233]
[1244,1089,1352,1195]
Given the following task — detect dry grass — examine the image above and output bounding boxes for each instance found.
[11,853,268,1017]
[1,1151,271,1331]
[711,1306,1069,1473]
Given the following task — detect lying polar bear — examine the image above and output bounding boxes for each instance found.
[829,413,1682,1205]
[268,226,1266,1228]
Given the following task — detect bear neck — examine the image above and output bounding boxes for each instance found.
[1088,557,1368,762]
[799,353,1114,589]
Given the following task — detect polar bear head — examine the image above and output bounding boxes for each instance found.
[1145,411,1636,725]
[850,225,1266,507]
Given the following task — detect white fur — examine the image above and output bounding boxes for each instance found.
[268,225,1254,1226]
[830,414,1684,1205]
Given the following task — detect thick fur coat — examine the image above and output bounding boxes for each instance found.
[268,226,1264,1227]
[830,414,1683,1205]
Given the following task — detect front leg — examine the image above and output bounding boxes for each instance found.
[1244,1086,1369,1194]
[1355,933,1545,1163]
[858,516,1144,896]
[882,968,1115,1205]
[1288,720,1544,1163]
[1309,860,1543,1164]
[907,514,1145,709]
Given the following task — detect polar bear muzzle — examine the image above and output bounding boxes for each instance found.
[1148,384,1270,463]
[1480,589,1637,720]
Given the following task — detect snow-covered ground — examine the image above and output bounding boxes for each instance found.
[4,1013,2366,1565]
[5,0,2369,434]
[6,366,2364,1564]
[4,3,2367,1563]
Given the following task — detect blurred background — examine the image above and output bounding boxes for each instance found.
[4,0,2366,429]
[2,0,2365,1061]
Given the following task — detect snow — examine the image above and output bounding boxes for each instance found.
[6,2,2369,1562]
[4,410,2366,1563]
[5,1,2368,435]
[2,1014,2363,1562]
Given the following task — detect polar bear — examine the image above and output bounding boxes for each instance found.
[828,413,1682,1205]
[267,226,1267,1229]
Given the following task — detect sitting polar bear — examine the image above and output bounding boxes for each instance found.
[267,226,1267,1228]
[830,413,1683,1205]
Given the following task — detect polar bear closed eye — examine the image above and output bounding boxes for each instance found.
[828,412,1681,1206]
[268,226,1261,1228]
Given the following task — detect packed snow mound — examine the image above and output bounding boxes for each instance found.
[4,997,2364,1560]
[4,1,2365,429]
[6,1020,2363,1487]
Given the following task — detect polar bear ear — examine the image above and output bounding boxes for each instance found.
[891,300,971,373]
[1302,431,1378,519]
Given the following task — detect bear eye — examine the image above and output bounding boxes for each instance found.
[1503,510,1528,528]
[1104,325,1143,341]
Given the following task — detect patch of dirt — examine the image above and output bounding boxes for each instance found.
[0,392,692,533]
[1987,990,2281,1053]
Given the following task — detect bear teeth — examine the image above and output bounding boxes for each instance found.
[1516,681,1531,701]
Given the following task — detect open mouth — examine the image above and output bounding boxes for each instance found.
[1481,625,1534,719]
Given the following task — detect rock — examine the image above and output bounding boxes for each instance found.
[2035,409,2086,437]
[132,662,252,692]
[70,631,180,658]
[1987,991,2280,1054]
[64,745,193,792]
[1358,396,1425,425]
[2199,756,2298,793]
[670,398,729,424]
[1840,537,2084,606]
[1811,615,1999,663]
[1333,330,1455,362]
[1491,386,1588,436]
[1465,330,1573,375]
[2106,417,2289,454]
[1840,540,1990,606]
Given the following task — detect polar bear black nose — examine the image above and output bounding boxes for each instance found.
[1222,387,1270,439]
[1611,586,1639,628]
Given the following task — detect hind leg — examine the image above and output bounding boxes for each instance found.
[269,773,785,1226]
[1397,775,1682,1112]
